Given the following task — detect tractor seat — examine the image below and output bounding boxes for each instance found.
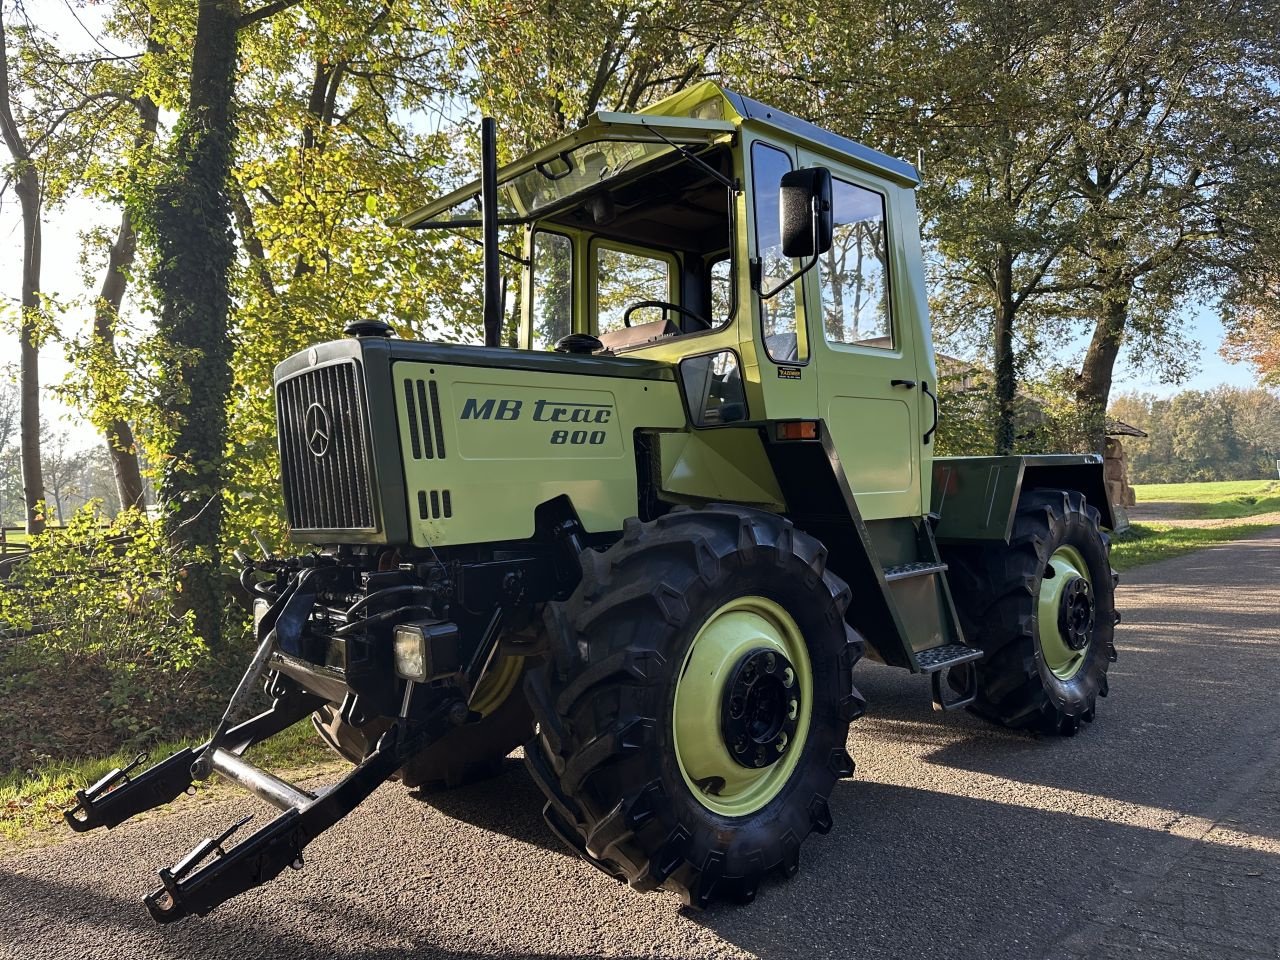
[595,318,677,353]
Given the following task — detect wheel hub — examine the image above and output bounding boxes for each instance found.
[1057,576,1095,651]
[721,648,801,769]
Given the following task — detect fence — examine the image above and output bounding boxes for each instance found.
[0,526,34,559]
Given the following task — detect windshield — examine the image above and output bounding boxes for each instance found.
[432,140,682,225]
[397,115,735,230]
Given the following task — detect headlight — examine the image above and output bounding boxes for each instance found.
[393,625,429,682]
[392,620,461,682]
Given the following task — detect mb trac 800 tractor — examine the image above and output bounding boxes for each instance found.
[68,82,1118,921]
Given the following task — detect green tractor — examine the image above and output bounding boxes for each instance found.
[67,82,1118,920]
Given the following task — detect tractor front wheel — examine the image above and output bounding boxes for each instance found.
[523,506,865,907]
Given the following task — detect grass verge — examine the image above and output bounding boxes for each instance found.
[1131,479,1280,518]
[1109,521,1275,571]
[0,720,337,847]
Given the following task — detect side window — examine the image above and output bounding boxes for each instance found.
[531,231,573,350]
[819,179,893,349]
[596,246,670,334]
[752,142,804,363]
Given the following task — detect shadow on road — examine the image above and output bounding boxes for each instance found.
[686,776,1280,960]
[0,867,670,960]
[5,771,1277,960]
[407,755,566,857]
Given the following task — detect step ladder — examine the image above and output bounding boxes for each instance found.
[880,520,983,711]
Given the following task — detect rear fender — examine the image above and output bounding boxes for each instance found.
[930,454,1114,544]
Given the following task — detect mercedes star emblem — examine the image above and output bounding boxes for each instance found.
[304,402,332,457]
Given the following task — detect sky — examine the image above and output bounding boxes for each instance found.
[0,3,1265,454]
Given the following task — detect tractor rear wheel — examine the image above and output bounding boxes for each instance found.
[313,653,533,788]
[523,506,865,907]
[941,488,1117,736]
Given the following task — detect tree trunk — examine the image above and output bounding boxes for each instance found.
[1075,289,1128,452]
[0,10,45,534]
[992,243,1017,455]
[93,80,160,512]
[96,208,148,511]
[149,0,241,646]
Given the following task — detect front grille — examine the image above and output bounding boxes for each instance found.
[276,360,377,531]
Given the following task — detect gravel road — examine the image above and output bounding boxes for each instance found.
[3,528,1278,960]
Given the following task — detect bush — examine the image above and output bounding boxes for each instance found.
[0,503,202,671]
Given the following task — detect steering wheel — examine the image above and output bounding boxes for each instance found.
[622,299,711,331]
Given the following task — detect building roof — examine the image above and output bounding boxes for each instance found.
[1105,418,1149,438]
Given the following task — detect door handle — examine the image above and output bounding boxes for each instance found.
[891,378,917,389]
[921,380,939,445]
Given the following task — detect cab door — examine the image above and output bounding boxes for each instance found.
[800,151,924,521]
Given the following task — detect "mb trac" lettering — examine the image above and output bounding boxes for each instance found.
[460,397,613,424]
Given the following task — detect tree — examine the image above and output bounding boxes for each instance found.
[142,0,244,645]
[2,2,165,524]
[722,0,1090,453]
[1060,1,1280,444]
[41,431,88,525]
[220,1,465,550]
[450,0,744,147]
[0,4,45,533]
[85,29,159,512]
[0,375,18,524]
[140,0,314,645]
[924,1,1087,454]
[1108,387,1280,483]
[1223,297,1280,385]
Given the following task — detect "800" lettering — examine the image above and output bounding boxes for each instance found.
[550,429,607,446]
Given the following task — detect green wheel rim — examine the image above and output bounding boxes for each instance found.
[672,596,813,817]
[470,655,523,717]
[1037,545,1093,680]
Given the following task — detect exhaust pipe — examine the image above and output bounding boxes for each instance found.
[481,116,502,348]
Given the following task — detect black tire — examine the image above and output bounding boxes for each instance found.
[941,488,1118,736]
[312,654,534,788]
[523,506,866,907]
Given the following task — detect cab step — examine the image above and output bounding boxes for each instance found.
[913,643,983,712]
[883,561,947,582]
[915,643,983,672]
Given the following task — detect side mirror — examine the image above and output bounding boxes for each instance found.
[779,167,833,259]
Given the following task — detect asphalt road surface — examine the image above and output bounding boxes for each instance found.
[3,529,1278,960]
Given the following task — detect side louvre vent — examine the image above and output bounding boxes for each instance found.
[403,378,447,460]
[417,489,454,520]
[276,360,377,531]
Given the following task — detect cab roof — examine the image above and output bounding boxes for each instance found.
[396,81,919,230]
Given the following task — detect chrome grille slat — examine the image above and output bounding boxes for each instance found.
[276,360,377,531]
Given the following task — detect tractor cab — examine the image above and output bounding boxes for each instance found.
[399,81,938,523]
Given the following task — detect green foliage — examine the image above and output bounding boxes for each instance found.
[934,366,1105,456]
[0,504,201,669]
[935,371,996,456]
[1109,388,1280,483]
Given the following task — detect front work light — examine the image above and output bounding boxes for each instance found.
[392,620,461,682]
